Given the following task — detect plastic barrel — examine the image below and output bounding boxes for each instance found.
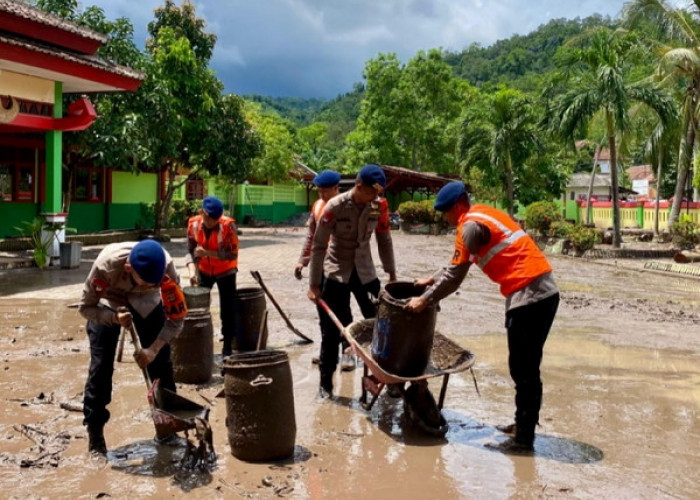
[223,350,296,461]
[170,308,214,384]
[232,287,266,351]
[183,286,211,310]
[371,281,437,377]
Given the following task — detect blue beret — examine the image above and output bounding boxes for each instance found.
[313,170,341,188]
[202,195,223,219]
[434,181,467,211]
[358,164,386,189]
[129,240,166,285]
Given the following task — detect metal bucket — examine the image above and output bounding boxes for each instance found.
[232,287,266,351]
[171,308,214,384]
[223,350,296,461]
[183,286,211,310]
[371,281,437,377]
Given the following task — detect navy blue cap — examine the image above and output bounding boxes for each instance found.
[202,195,224,219]
[129,240,166,285]
[434,181,467,211]
[358,164,386,189]
[313,170,341,188]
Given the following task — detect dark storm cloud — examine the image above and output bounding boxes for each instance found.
[84,0,626,98]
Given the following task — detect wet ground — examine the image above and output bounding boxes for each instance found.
[1,229,698,499]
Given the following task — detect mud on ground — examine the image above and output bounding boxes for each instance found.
[0,229,698,499]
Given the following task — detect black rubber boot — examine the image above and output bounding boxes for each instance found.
[318,371,333,399]
[485,426,534,454]
[87,425,107,456]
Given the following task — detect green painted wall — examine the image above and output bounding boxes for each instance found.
[232,183,309,223]
[109,203,146,230]
[105,171,158,230]
[112,171,158,203]
[67,203,105,233]
[0,203,41,237]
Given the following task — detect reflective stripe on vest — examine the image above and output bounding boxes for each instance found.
[189,215,237,276]
[454,205,552,296]
[466,211,527,269]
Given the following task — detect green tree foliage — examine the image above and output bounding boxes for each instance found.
[458,87,561,213]
[243,103,297,183]
[346,50,466,173]
[545,27,675,247]
[624,0,700,227]
[524,200,562,236]
[147,0,216,62]
[244,95,328,126]
[444,16,618,91]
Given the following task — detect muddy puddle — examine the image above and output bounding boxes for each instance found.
[0,230,698,499]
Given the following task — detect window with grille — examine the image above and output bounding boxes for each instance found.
[74,167,103,202]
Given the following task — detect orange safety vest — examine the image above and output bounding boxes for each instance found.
[160,275,187,320]
[188,214,238,276]
[451,204,551,296]
[312,198,326,223]
[376,197,390,234]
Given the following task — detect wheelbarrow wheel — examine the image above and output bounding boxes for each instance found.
[403,382,449,438]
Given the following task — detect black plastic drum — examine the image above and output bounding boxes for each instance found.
[223,350,296,461]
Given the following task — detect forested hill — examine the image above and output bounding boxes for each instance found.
[242,95,328,125]
[247,14,617,124]
[444,15,618,90]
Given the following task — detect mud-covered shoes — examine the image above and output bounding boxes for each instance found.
[485,436,534,454]
[87,426,107,457]
[318,371,334,400]
[496,423,517,436]
[340,352,356,372]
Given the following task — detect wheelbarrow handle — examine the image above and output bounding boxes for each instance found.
[317,299,345,334]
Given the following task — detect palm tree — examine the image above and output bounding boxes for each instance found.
[546,27,675,247]
[457,87,541,216]
[623,0,700,227]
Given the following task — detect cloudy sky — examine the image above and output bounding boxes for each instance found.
[83,0,627,99]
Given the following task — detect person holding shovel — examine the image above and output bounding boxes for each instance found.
[307,164,397,399]
[405,181,559,453]
[185,195,239,357]
[78,240,186,457]
[295,169,365,372]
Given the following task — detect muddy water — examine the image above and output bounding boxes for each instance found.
[0,230,699,499]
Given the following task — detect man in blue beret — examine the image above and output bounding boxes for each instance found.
[79,240,185,457]
[406,181,559,453]
[295,170,341,281]
[307,164,397,398]
[186,195,239,356]
[295,169,366,371]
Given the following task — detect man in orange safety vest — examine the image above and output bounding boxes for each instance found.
[406,181,559,453]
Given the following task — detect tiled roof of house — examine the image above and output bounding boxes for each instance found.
[0,0,106,48]
[627,165,655,181]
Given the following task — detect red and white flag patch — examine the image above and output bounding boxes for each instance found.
[320,211,335,225]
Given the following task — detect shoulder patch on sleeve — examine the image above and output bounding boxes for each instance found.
[320,210,335,226]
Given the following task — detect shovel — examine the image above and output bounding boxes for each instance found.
[250,270,313,343]
[127,321,212,443]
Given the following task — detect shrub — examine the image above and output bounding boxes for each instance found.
[14,217,76,268]
[524,201,562,236]
[568,224,598,254]
[170,199,200,227]
[548,220,573,238]
[670,215,700,249]
[397,200,439,224]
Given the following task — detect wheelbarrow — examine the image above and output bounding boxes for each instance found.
[317,299,476,436]
[125,323,215,468]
